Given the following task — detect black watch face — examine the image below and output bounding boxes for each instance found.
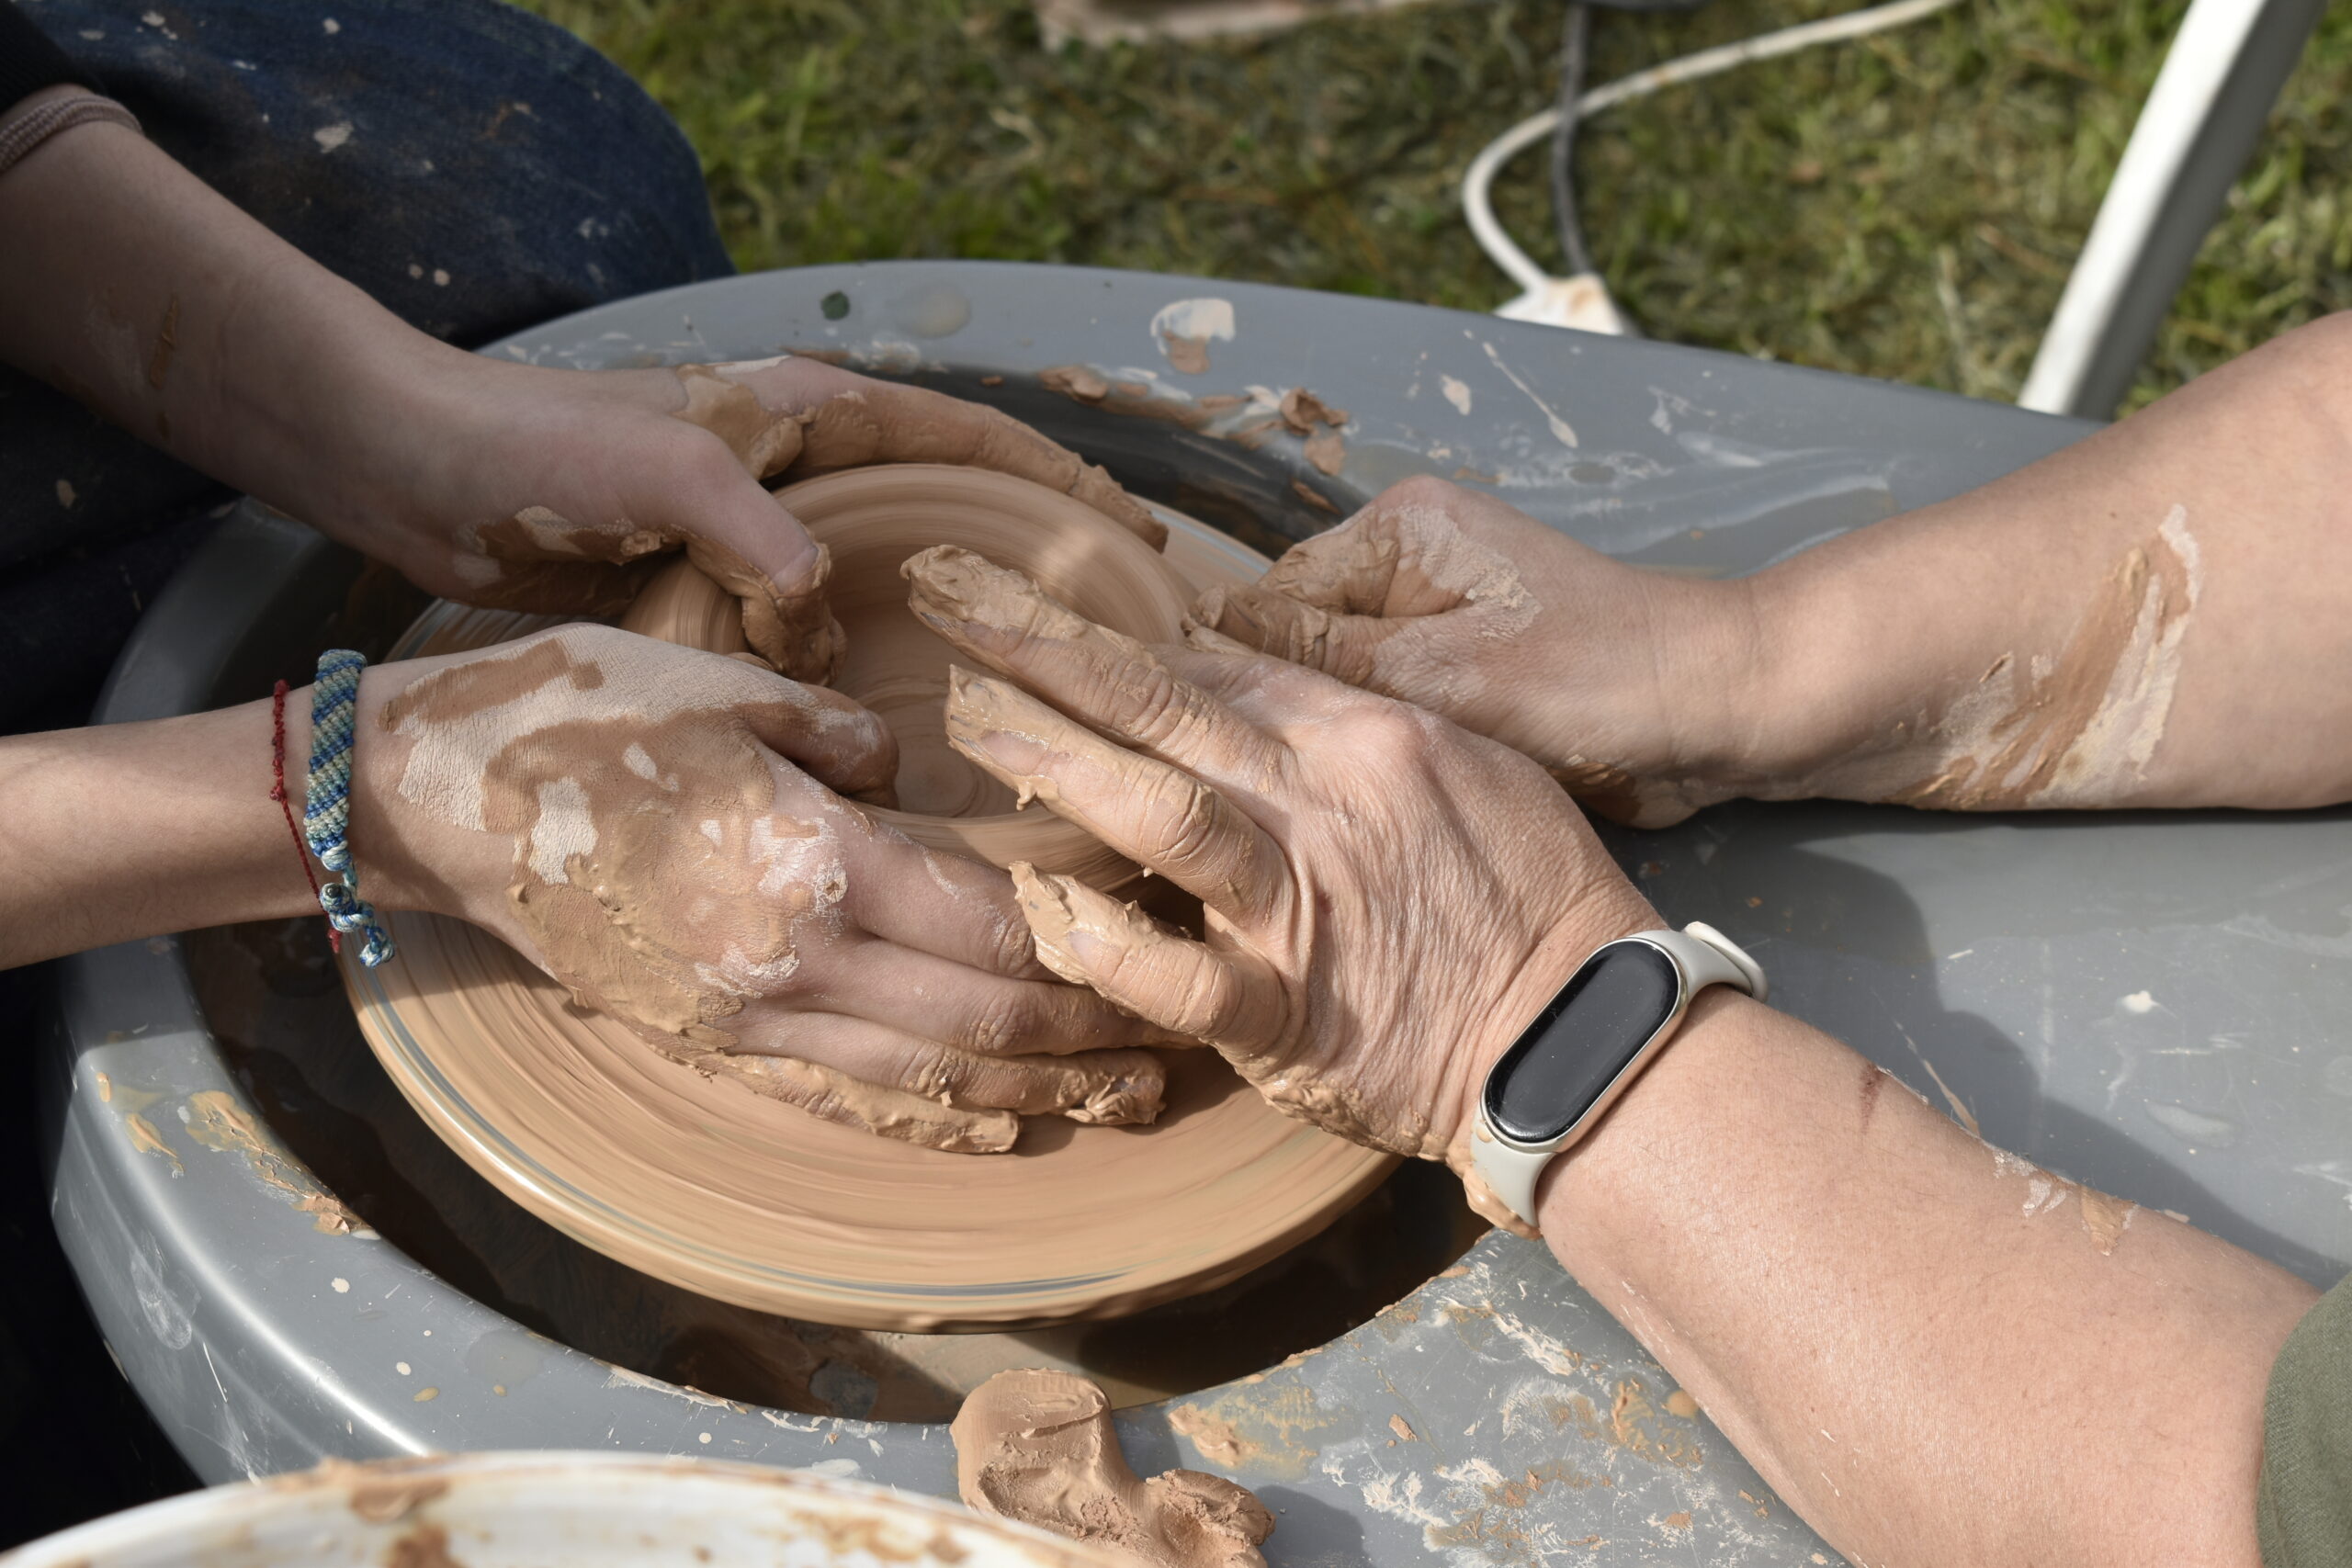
[1483,941,1681,1144]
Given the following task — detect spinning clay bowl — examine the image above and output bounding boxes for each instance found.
[345,464,1396,1332]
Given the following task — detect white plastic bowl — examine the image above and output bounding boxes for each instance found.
[0,1453,1124,1568]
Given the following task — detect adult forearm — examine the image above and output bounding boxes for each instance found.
[0,104,461,536]
[0,697,322,967]
[1531,994,2316,1567]
[1742,314,2352,812]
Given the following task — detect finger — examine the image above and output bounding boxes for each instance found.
[1011,863,1284,1049]
[700,1049,1019,1154]
[740,682,899,803]
[1256,509,1409,612]
[907,547,1286,793]
[729,1012,1167,1124]
[833,831,1045,977]
[1197,479,1548,679]
[1258,482,1544,617]
[663,365,844,681]
[785,376,1165,548]
[1156,643,1349,715]
[944,667,1290,922]
[1178,620,1259,658]
[1160,645,1430,756]
[817,939,1190,1057]
[1187,581,1400,688]
[686,522,842,686]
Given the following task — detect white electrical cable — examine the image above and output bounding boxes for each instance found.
[1464,0,1969,302]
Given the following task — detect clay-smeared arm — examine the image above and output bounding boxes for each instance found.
[0,107,1156,682]
[1196,314,2352,824]
[910,555,2315,1568]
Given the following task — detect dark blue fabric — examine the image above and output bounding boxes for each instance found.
[0,3,729,1540]
[0,0,97,102]
[1,0,732,732]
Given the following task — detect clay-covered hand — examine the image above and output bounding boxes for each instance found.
[348,624,1174,1152]
[1188,476,1771,829]
[904,549,1658,1224]
[350,354,1163,683]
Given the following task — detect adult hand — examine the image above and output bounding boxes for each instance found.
[903,548,1658,1222]
[345,354,1163,683]
[1187,477,1772,828]
[351,624,1172,1153]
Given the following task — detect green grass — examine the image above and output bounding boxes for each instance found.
[518,0,2352,411]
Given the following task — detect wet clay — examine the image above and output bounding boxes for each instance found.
[1277,389,1349,478]
[954,1370,1273,1568]
[1894,507,2201,809]
[344,499,1397,1328]
[618,555,752,658]
[1990,1146,2138,1255]
[1190,500,1537,717]
[630,467,1196,891]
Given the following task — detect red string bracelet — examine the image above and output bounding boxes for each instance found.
[270,679,338,953]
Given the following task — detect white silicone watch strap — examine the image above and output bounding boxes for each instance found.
[1472,922,1765,1227]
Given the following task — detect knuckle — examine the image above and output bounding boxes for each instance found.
[958,991,1034,1055]
[1370,474,1463,513]
[1169,961,1239,1040]
[979,900,1038,977]
[899,1043,967,1100]
[1136,774,1222,867]
[1338,697,1438,758]
[1109,662,1193,747]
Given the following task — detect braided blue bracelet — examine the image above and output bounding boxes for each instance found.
[302,649,396,967]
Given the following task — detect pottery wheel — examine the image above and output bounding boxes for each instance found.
[343,475,1394,1330]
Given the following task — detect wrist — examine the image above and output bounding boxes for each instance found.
[1530,986,1764,1222]
[1522,572,1797,825]
[213,288,476,551]
[1447,881,1659,1145]
[341,660,464,919]
[1657,555,1938,808]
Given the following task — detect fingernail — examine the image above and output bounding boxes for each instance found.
[1010,863,1095,987]
[969,727,1046,778]
[944,666,1056,759]
[942,663,999,728]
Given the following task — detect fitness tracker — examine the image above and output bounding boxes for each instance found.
[1472,922,1767,1226]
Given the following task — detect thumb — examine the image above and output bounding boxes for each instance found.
[1186,582,1403,688]
[676,482,843,684]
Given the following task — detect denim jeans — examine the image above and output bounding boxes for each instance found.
[0,0,729,1540]
[2,0,732,733]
